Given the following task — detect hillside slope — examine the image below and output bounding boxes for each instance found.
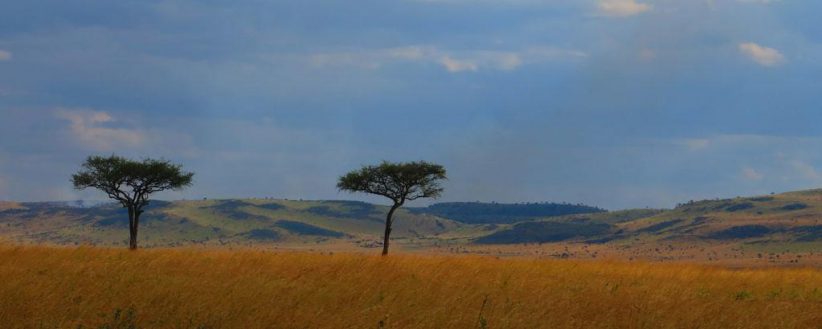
[476,190,822,248]
[1,190,820,262]
[410,202,605,224]
[0,199,464,248]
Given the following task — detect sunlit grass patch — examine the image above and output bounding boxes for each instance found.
[0,245,819,328]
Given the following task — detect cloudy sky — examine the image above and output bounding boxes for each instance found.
[1,0,821,209]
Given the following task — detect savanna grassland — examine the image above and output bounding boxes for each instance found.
[0,245,819,329]
[3,190,822,267]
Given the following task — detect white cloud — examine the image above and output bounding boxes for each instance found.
[790,160,821,181]
[491,52,523,70]
[741,167,764,181]
[0,50,11,61]
[439,56,479,72]
[677,134,791,151]
[410,0,559,4]
[737,0,781,4]
[439,52,520,72]
[437,48,583,72]
[679,138,710,151]
[308,45,586,73]
[309,46,433,69]
[739,42,785,67]
[523,47,589,62]
[384,46,427,61]
[55,109,146,151]
[598,0,651,17]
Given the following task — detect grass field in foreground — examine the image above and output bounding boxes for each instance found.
[0,245,820,328]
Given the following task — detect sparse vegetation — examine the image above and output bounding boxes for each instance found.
[411,202,605,224]
[636,219,684,233]
[273,220,345,237]
[305,201,379,220]
[709,225,774,240]
[245,228,280,241]
[476,221,611,244]
[781,203,809,211]
[725,202,755,212]
[0,189,819,264]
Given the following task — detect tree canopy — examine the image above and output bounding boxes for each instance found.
[72,156,193,207]
[338,161,446,255]
[337,161,446,205]
[72,155,193,249]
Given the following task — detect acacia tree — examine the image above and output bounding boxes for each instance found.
[72,155,194,250]
[338,161,446,255]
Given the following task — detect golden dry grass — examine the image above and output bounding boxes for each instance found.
[0,245,819,329]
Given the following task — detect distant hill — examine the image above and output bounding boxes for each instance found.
[1,190,820,253]
[476,190,822,246]
[617,190,822,243]
[475,209,663,244]
[0,199,463,247]
[410,202,605,224]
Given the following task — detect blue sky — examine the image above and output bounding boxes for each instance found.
[1,0,821,209]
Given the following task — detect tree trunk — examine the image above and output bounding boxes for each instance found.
[127,205,139,250]
[382,203,400,256]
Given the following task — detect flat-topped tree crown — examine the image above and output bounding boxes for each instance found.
[337,161,446,205]
[72,155,194,249]
[338,161,446,255]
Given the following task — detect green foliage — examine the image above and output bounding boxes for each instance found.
[636,219,684,233]
[72,155,194,208]
[412,202,605,224]
[708,225,774,240]
[675,199,753,213]
[202,200,268,221]
[338,161,446,255]
[749,197,775,202]
[72,155,194,249]
[725,203,755,212]
[795,226,822,241]
[579,209,666,224]
[476,221,612,244]
[274,220,345,237]
[245,229,280,241]
[337,161,446,204]
[0,198,462,247]
[780,203,808,211]
[306,201,379,219]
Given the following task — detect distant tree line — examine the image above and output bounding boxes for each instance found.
[475,220,611,244]
[412,202,605,224]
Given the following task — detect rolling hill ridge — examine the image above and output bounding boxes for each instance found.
[1,191,820,260]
